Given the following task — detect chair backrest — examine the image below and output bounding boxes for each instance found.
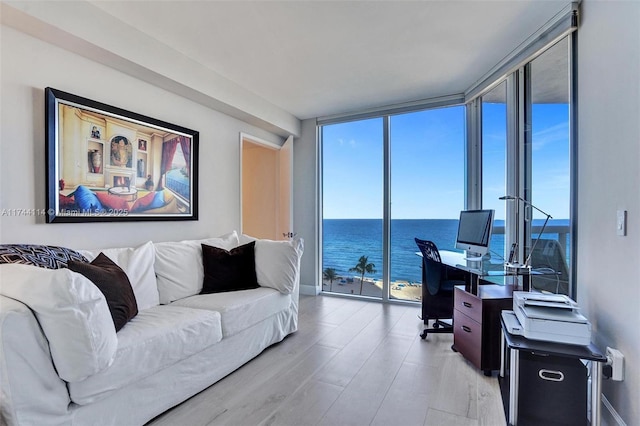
[415,238,443,296]
[414,238,442,263]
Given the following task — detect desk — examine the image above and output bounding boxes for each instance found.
[439,249,552,291]
[416,250,555,374]
[500,314,606,426]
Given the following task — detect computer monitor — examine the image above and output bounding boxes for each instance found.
[455,209,495,258]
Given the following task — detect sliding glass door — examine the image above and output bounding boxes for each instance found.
[473,36,573,295]
[525,38,572,294]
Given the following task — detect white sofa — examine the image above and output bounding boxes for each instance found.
[0,231,303,426]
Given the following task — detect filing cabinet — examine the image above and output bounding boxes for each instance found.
[453,284,513,375]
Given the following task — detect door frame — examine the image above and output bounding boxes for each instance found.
[239,132,292,239]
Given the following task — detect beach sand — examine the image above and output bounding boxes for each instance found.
[322,276,422,301]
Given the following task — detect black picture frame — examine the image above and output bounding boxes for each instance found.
[45,87,199,223]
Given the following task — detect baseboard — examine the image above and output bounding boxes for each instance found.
[299,284,319,296]
[602,394,627,426]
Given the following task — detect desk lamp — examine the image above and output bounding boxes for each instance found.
[499,195,553,269]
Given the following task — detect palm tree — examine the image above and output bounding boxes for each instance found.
[349,256,377,295]
[323,268,338,292]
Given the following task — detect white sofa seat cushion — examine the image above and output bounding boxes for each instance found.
[171,287,291,338]
[69,305,222,405]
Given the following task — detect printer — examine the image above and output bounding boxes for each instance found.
[503,291,591,346]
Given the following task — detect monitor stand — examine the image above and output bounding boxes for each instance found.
[464,253,491,262]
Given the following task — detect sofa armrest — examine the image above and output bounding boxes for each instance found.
[0,295,70,426]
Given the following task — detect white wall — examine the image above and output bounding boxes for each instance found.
[577,1,640,425]
[0,25,283,249]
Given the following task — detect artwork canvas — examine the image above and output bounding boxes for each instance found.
[45,87,199,223]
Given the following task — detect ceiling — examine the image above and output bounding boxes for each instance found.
[87,0,570,120]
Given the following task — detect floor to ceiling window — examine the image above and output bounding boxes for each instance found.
[472,36,574,295]
[481,81,508,261]
[321,118,384,298]
[389,107,465,301]
[319,7,576,299]
[320,105,465,302]
[525,38,572,294]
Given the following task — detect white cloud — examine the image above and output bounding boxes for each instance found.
[532,122,568,150]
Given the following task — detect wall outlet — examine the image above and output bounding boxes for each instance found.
[606,347,625,381]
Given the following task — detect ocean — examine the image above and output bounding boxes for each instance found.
[322,218,569,283]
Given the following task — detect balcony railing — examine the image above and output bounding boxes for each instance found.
[492,224,570,255]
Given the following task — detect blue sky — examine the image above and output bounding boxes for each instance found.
[322,103,569,220]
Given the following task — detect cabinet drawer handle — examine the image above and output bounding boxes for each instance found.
[461,325,472,333]
[463,302,472,308]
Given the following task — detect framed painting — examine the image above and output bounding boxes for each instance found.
[45,87,199,223]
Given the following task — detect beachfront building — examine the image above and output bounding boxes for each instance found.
[2,1,638,425]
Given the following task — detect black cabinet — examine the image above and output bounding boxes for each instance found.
[518,352,588,425]
[500,315,606,426]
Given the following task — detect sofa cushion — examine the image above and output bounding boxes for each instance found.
[68,253,138,332]
[201,241,259,294]
[0,244,88,269]
[239,235,304,294]
[68,305,222,405]
[171,287,291,337]
[80,241,158,311]
[0,264,117,382]
[154,231,239,304]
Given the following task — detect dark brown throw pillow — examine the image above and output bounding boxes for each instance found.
[68,253,138,332]
[201,242,259,294]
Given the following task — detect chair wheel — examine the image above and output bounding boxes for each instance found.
[433,322,440,329]
[420,330,428,339]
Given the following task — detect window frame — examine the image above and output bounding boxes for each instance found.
[318,99,466,303]
[317,3,579,299]
[464,24,578,297]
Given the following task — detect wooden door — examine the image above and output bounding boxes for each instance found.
[241,134,293,240]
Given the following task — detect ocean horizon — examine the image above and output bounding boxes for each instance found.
[322,218,569,284]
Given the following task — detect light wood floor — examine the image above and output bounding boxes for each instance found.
[148,295,507,426]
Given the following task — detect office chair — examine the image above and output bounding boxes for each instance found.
[415,238,466,339]
[528,238,570,295]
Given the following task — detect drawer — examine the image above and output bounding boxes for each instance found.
[454,287,482,323]
[453,309,482,370]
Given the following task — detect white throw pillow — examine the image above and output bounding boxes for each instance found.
[154,231,239,304]
[80,241,158,310]
[240,234,304,294]
[0,264,117,382]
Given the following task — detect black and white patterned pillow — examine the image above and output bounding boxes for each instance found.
[0,244,88,269]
